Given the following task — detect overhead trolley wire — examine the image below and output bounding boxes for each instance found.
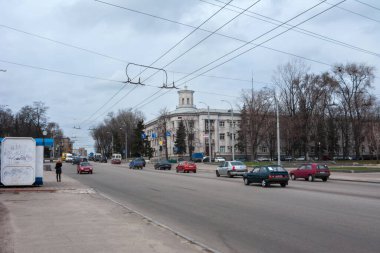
[83,0,236,127]
[324,0,380,23]
[352,0,380,12]
[133,0,346,111]
[200,0,380,57]
[128,0,263,111]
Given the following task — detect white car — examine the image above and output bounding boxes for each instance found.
[216,161,247,178]
[214,157,226,162]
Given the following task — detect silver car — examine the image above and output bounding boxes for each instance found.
[216,161,247,178]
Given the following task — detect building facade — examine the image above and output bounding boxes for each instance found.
[145,87,242,160]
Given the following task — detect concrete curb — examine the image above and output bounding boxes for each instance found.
[98,192,220,253]
[329,178,380,184]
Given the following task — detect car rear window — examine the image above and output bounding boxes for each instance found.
[231,161,244,166]
[267,166,286,172]
[81,162,90,166]
[317,165,329,170]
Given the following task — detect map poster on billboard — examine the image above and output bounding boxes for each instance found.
[1,137,36,186]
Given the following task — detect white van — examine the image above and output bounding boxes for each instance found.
[111,153,122,164]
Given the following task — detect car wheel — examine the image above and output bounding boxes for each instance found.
[261,180,267,187]
[280,183,286,187]
[291,174,296,180]
[322,177,328,182]
[90,171,93,174]
[227,171,233,178]
[216,171,220,177]
[244,178,249,186]
[193,170,196,173]
[308,175,314,182]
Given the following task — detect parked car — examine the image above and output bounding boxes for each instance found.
[283,156,293,161]
[65,154,73,163]
[243,165,289,187]
[100,155,108,163]
[129,158,144,169]
[72,156,88,165]
[289,163,330,182]
[135,157,146,167]
[77,162,93,174]
[257,157,270,162]
[295,156,306,161]
[154,160,172,170]
[202,156,215,162]
[191,152,204,162]
[176,161,197,173]
[111,153,122,164]
[94,153,102,162]
[216,161,247,178]
[214,157,225,162]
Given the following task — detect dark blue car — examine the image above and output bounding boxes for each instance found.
[129,158,144,169]
[243,165,289,187]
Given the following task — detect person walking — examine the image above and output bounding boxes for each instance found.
[55,159,63,182]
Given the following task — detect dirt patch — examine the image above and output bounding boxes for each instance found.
[0,202,14,253]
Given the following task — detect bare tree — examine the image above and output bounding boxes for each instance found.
[240,88,273,160]
[333,63,375,159]
[182,116,197,160]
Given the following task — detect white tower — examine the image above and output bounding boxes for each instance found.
[177,86,195,109]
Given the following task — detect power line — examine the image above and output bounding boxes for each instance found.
[133,0,346,111]
[127,0,263,111]
[324,0,380,23]
[352,0,380,12]
[82,0,236,127]
[140,0,262,84]
[201,0,379,57]
[0,59,124,83]
[0,58,273,92]
[176,0,336,85]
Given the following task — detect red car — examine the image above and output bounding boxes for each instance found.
[176,161,197,173]
[77,162,93,174]
[289,163,330,182]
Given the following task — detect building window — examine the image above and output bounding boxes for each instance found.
[261,146,268,153]
[182,98,184,105]
[189,121,194,128]
[220,146,225,153]
[219,121,225,127]
[220,133,225,140]
[187,98,189,104]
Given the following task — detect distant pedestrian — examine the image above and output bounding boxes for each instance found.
[55,159,62,182]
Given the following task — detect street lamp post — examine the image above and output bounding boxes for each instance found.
[221,100,234,161]
[42,130,47,161]
[200,102,212,162]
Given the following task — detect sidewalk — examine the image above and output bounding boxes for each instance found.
[0,171,205,253]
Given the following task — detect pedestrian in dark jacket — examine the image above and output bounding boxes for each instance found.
[55,159,62,182]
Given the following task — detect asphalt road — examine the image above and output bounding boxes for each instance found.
[63,162,380,253]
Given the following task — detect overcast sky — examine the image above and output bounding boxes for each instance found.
[1,0,379,152]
